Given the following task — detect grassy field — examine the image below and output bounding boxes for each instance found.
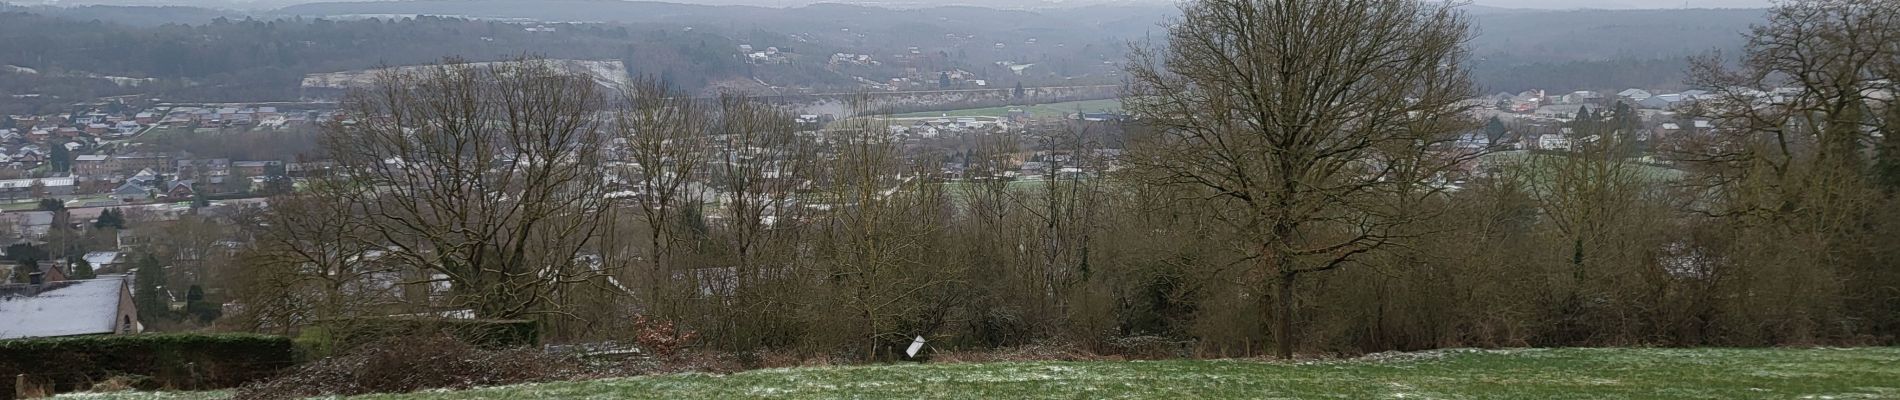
[68,347,1900,399]
[1482,150,1687,182]
[892,98,1124,119]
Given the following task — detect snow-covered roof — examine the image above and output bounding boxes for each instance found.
[84,251,124,266]
[0,177,74,189]
[15,211,54,227]
[0,276,130,340]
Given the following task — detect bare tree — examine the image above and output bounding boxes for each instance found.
[231,193,399,336]
[1674,0,1900,341]
[713,94,812,275]
[314,57,614,319]
[1682,0,1898,221]
[1123,0,1477,359]
[612,78,714,312]
[815,109,960,360]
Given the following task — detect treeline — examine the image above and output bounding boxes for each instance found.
[221,0,1899,362]
[1473,57,1698,94]
[0,11,771,104]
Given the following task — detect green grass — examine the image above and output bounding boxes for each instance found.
[69,347,1900,399]
[1482,150,1687,182]
[892,98,1124,119]
[0,200,43,211]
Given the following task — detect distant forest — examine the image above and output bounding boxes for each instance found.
[0,2,1764,112]
[1465,8,1762,93]
[0,12,770,112]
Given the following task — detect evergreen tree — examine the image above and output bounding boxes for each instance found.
[133,254,169,325]
[1013,82,1025,99]
[94,208,126,229]
[70,257,95,280]
[1612,101,1641,134]
[1483,116,1509,143]
[939,71,952,89]
[185,284,221,324]
[49,144,70,173]
[37,198,63,212]
[5,243,47,263]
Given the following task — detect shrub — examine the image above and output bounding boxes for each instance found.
[631,315,698,358]
[302,317,540,357]
[235,334,585,400]
[0,333,294,399]
[1107,335,1194,360]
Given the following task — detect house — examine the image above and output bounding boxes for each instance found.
[1537,135,1573,151]
[0,262,71,285]
[1509,91,1543,113]
[165,180,195,198]
[128,168,158,183]
[1639,93,1688,109]
[13,149,43,165]
[112,181,152,202]
[1560,91,1605,105]
[83,251,126,273]
[114,154,173,172]
[0,275,141,340]
[286,161,337,177]
[1656,123,1683,139]
[1618,89,1653,101]
[13,211,55,239]
[74,154,113,178]
[1534,105,1587,119]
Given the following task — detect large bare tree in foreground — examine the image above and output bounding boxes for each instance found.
[1123,0,1477,359]
[315,58,614,319]
[1675,0,1900,340]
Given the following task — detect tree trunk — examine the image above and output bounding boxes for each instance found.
[1275,271,1297,360]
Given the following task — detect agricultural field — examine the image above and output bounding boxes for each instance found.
[67,347,1900,400]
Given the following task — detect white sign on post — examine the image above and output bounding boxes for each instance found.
[905,336,927,358]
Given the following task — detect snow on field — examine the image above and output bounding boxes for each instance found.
[301,59,630,90]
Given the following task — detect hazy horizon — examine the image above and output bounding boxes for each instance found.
[20,0,1780,10]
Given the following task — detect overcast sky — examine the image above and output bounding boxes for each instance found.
[1469,0,1773,8]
